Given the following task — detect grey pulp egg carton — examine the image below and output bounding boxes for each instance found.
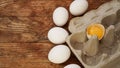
[66,0,120,68]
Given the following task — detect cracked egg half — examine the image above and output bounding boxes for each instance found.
[86,23,105,40]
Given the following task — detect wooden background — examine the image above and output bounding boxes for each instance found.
[0,0,111,68]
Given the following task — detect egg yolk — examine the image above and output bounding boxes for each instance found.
[87,23,105,40]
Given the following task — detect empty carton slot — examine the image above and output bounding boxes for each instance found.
[117,9,120,22]
[81,53,102,66]
[70,32,87,50]
[101,14,116,28]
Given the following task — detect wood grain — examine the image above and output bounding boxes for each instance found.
[0,0,111,68]
[0,0,111,42]
[0,42,82,68]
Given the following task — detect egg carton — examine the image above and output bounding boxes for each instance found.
[66,0,120,68]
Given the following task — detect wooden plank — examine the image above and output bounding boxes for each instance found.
[0,42,83,68]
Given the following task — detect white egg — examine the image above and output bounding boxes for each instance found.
[48,45,71,64]
[53,7,69,26]
[64,64,81,68]
[69,0,88,16]
[48,27,69,44]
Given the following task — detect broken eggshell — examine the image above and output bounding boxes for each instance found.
[86,23,105,40]
[83,35,99,56]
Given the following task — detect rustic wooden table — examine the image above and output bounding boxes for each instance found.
[0,0,111,68]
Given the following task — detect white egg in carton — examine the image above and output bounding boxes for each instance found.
[66,0,120,68]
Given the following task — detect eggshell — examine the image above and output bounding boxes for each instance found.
[64,64,81,68]
[48,27,69,44]
[53,7,69,26]
[69,0,88,16]
[48,45,71,64]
